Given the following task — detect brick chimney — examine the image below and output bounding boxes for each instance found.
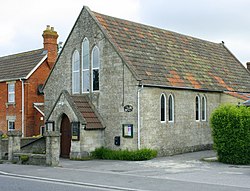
[247,62,250,71]
[42,25,59,69]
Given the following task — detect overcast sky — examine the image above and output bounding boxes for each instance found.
[0,0,249,67]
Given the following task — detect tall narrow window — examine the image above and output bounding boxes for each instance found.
[8,83,15,103]
[201,96,207,121]
[168,94,174,122]
[92,46,100,91]
[82,38,90,93]
[160,94,166,122]
[8,120,15,131]
[195,95,200,121]
[72,50,80,94]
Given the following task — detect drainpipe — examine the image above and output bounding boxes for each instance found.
[137,83,143,150]
[20,79,25,137]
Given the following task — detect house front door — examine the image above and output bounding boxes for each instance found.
[60,114,71,158]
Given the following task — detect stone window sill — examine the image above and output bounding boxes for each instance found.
[6,102,16,108]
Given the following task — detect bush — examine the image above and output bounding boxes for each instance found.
[91,147,157,161]
[210,104,250,165]
[20,155,29,164]
[1,134,8,139]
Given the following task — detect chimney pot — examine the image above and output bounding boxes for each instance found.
[42,25,58,69]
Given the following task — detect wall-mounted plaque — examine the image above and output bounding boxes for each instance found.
[124,105,133,112]
[122,124,133,138]
[71,122,80,141]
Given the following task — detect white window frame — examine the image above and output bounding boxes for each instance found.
[91,46,100,92]
[160,93,166,123]
[8,83,15,103]
[201,96,207,121]
[168,94,174,122]
[195,95,201,121]
[72,50,80,94]
[8,120,15,131]
[82,37,90,93]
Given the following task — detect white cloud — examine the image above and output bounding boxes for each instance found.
[0,26,15,45]
[82,0,140,20]
[0,0,141,56]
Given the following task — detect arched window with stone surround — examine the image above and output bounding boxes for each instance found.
[92,46,100,91]
[72,50,80,94]
[168,94,174,122]
[160,94,166,122]
[201,96,207,121]
[82,38,90,93]
[195,95,200,121]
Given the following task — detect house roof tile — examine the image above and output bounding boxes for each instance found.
[94,11,250,92]
[71,95,105,130]
[0,49,47,81]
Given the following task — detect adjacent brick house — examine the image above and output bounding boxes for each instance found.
[0,26,58,137]
[44,6,250,158]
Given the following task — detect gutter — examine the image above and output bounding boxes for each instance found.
[137,83,143,150]
[0,77,26,83]
[143,84,223,93]
[20,79,25,137]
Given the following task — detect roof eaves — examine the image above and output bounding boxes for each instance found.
[25,54,47,79]
[0,78,22,82]
[84,127,106,131]
[34,103,45,116]
[143,83,223,93]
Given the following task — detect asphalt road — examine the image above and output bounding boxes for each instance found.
[0,175,116,191]
[0,150,249,191]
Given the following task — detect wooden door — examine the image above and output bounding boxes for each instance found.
[60,114,71,158]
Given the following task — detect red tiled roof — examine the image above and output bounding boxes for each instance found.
[93,11,250,92]
[71,95,104,130]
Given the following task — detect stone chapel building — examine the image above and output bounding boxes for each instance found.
[43,6,250,158]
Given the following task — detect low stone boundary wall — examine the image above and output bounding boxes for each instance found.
[0,139,8,160]
[0,130,60,166]
[21,137,46,154]
[0,136,45,160]
[13,153,46,165]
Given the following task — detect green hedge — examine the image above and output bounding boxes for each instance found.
[210,104,250,165]
[91,147,157,161]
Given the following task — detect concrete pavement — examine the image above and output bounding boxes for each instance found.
[0,150,249,191]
